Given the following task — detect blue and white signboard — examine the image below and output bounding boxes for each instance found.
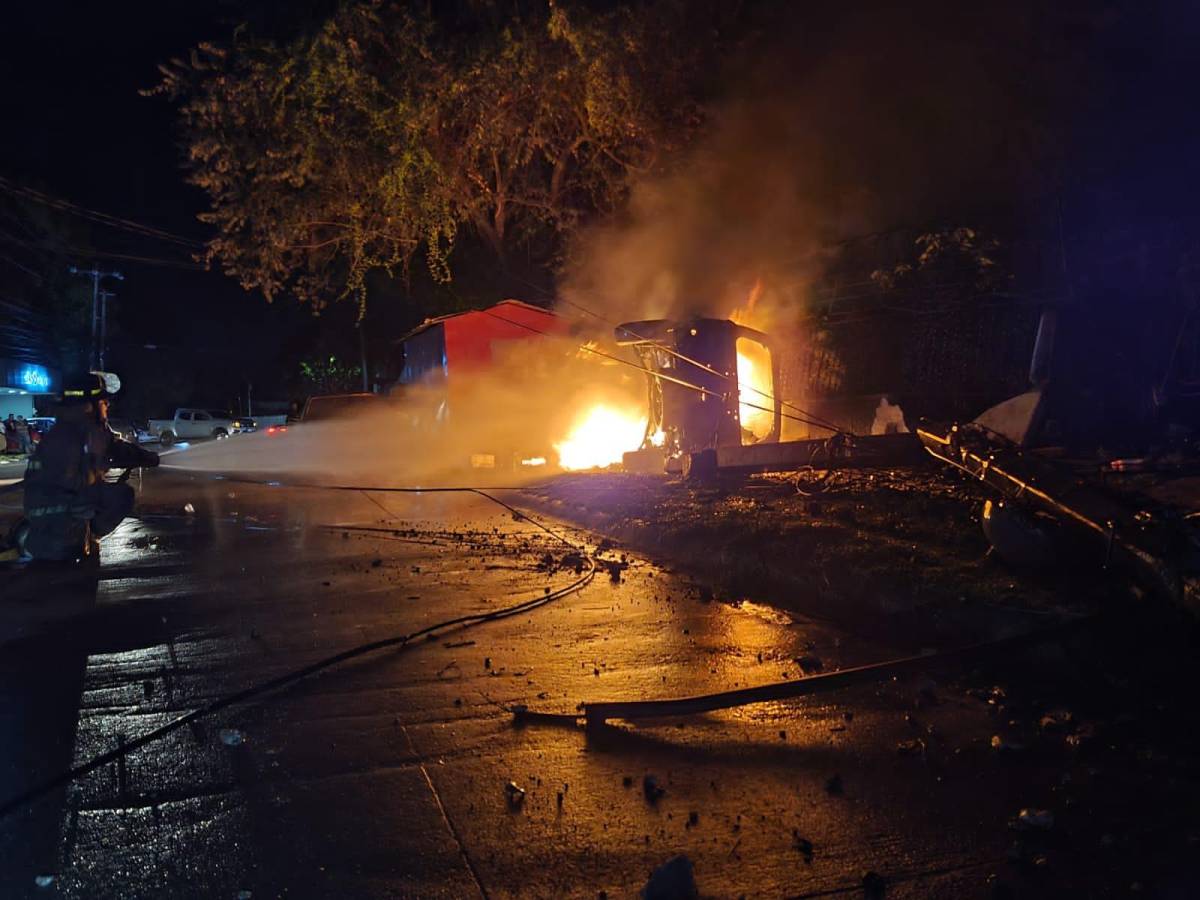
[3,361,54,393]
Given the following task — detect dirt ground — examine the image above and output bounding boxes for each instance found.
[521,464,1128,649]
[518,465,1200,896]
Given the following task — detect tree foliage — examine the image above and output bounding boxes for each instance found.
[150,1,721,314]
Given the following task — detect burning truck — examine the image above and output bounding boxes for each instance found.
[394,300,793,474]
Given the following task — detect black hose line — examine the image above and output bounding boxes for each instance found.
[0,482,594,819]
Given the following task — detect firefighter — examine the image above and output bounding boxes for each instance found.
[17,371,159,560]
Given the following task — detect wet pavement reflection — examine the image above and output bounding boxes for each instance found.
[0,469,1070,898]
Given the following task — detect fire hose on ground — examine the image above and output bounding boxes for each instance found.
[0,478,595,820]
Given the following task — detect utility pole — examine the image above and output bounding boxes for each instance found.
[97,289,115,370]
[69,266,123,370]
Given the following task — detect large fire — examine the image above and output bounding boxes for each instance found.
[555,404,647,470]
[731,279,776,442]
[736,337,775,441]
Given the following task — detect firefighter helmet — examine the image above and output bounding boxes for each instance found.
[61,371,121,404]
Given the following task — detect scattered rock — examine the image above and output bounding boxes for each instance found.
[623,775,634,788]
[825,774,844,795]
[643,774,665,802]
[504,781,526,808]
[484,657,492,669]
[642,855,698,900]
[1038,710,1073,733]
[896,739,925,756]
[1012,808,1054,831]
[371,558,382,568]
[792,831,814,861]
[34,874,55,889]
[793,654,824,673]
[1066,723,1098,749]
[686,811,699,827]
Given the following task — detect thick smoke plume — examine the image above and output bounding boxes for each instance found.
[559,1,1075,335]
[160,335,644,484]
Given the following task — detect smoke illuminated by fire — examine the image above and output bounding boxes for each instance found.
[554,404,648,470]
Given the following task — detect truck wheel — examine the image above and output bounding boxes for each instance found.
[160,431,176,446]
[213,428,229,440]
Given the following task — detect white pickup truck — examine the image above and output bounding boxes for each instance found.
[148,408,243,445]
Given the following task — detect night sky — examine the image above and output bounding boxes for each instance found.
[0,1,346,412]
[5,0,1200,416]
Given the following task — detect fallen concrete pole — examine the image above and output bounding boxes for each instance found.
[916,425,1195,614]
[685,432,924,479]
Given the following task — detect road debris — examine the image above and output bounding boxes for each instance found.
[643,774,665,802]
[34,874,55,889]
[443,640,476,649]
[896,738,925,756]
[1038,710,1073,733]
[792,832,814,861]
[1012,808,1054,831]
[642,855,697,900]
[183,502,195,515]
[991,735,1025,752]
[825,774,844,795]
[219,728,245,747]
[793,654,823,672]
[504,780,526,808]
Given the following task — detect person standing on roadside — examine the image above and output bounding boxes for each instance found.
[14,416,32,454]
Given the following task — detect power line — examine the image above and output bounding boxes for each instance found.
[476,306,844,434]
[0,174,205,249]
[497,270,845,433]
[559,295,845,433]
[0,228,205,271]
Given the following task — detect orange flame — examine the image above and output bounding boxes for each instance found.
[554,404,647,470]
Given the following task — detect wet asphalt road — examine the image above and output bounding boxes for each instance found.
[0,468,1093,898]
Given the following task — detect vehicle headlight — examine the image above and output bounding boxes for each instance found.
[233,421,241,428]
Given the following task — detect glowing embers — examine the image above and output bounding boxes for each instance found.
[736,336,774,442]
[554,404,647,470]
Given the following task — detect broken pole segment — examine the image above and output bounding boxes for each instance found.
[579,618,1091,728]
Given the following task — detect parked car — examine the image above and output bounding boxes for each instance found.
[27,417,56,443]
[147,408,241,445]
[107,418,157,444]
